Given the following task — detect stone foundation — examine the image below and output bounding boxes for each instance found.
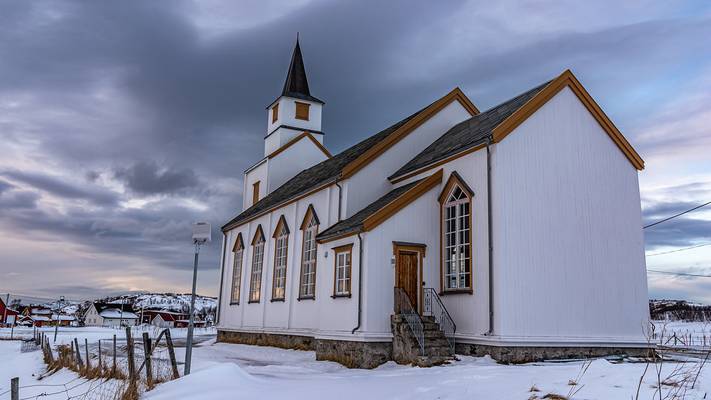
[218,329,650,368]
[217,329,391,369]
[217,329,314,351]
[456,342,651,364]
[315,339,392,369]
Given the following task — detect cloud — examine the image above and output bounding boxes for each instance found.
[1,170,119,206]
[114,161,200,196]
[0,0,709,300]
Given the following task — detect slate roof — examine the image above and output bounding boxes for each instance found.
[389,79,552,180]
[280,39,324,105]
[222,105,428,231]
[315,179,423,242]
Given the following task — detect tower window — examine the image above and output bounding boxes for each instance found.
[252,181,260,204]
[295,102,310,121]
[272,104,279,123]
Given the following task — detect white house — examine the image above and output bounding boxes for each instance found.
[84,302,139,327]
[216,39,650,368]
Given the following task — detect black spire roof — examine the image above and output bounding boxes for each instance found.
[279,38,324,104]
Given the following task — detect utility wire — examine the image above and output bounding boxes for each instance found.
[646,243,711,257]
[644,201,711,229]
[648,269,711,278]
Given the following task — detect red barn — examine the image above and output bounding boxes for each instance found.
[0,297,19,326]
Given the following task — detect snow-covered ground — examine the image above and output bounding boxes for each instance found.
[2,324,711,399]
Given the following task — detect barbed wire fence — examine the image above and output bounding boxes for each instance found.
[4,327,181,400]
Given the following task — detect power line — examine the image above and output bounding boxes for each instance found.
[644,200,711,229]
[646,243,711,257]
[648,269,711,278]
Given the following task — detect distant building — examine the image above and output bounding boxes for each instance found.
[84,302,139,327]
[0,297,19,326]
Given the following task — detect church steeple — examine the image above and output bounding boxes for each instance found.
[281,38,324,104]
[264,37,325,157]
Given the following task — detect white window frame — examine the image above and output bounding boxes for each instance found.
[249,235,265,303]
[299,216,318,298]
[272,224,289,300]
[443,185,471,291]
[334,248,352,296]
[231,243,243,304]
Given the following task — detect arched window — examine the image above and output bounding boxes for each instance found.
[271,216,290,301]
[439,172,474,292]
[299,205,320,299]
[230,233,244,304]
[248,225,265,303]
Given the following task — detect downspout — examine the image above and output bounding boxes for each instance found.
[215,231,228,326]
[351,232,364,334]
[485,136,494,335]
[335,180,343,222]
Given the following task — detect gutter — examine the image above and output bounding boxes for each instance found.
[215,231,228,326]
[335,179,343,222]
[485,136,494,335]
[351,233,364,334]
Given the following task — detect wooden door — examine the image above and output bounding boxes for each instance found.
[396,251,419,310]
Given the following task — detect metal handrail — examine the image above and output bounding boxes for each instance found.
[394,287,424,355]
[422,288,456,354]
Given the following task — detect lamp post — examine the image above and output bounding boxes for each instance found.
[184,222,211,376]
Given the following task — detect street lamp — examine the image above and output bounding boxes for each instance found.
[184,222,211,375]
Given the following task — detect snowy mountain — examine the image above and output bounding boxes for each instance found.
[650,299,711,321]
[103,293,217,317]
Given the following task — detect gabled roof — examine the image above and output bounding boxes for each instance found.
[390,80,550,181]
[390,70,644,182]
[316,170,443,243]
[223,89,477,232]
[279,38,324,105]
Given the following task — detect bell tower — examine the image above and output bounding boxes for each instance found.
[264,38,325,156]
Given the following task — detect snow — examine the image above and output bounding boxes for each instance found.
[147,341,711,400]
[2,323,711,399]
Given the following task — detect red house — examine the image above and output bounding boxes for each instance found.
[1,298,20,326]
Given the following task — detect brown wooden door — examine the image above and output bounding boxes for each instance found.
[396,251,419,310]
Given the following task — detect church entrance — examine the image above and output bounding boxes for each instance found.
[393,243,425,314]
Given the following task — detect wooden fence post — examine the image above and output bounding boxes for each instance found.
[142,332,153,386]
[84,338,90,371]
[163,329,179,379]
[112,334,117,375]
[126,327,136,383]
[98,339,102,370]
[11,377,19,400]
[74,338,83,369]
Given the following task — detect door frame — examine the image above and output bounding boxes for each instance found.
[393,242,426,314]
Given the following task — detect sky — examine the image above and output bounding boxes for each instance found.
[0,0,710,303]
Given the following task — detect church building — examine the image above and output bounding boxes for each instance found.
[216,39,650,368]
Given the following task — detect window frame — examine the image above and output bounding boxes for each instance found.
[272,103,279,123]
[438,172,475,295]
[248,225,266,303]
[298,205,320,300]
[332,244,353,298]
[230,233,244,305]
[252,181,260,205]
[271,216,290,301]
[295,101,310,121]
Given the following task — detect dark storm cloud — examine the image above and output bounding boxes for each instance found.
[643,200,711,249]
[0,190,40,210]
[1,170,119,206]
[114,161,200,195]
[0,0,709,298]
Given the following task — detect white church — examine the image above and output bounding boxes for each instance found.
[216,40,650,368]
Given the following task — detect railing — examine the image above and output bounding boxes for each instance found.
[423,288,456,354]
[394,287,424,355]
